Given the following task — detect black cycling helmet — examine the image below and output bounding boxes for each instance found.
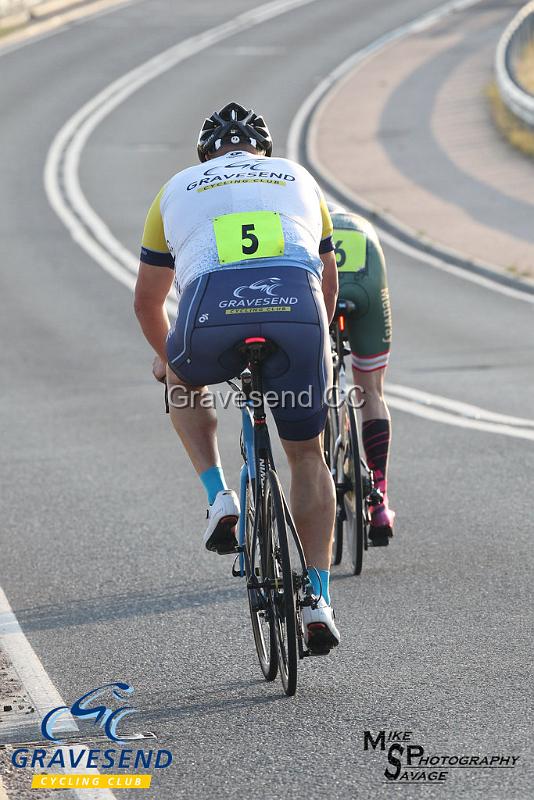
[197,101,273,162]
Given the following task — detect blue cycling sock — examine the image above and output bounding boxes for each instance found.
[200,466,228,505]
[308,568,331,604]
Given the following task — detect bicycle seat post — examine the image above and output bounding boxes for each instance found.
[238,337,276,425]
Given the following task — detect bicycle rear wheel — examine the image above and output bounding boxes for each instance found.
[324,405,343,566]
[343,403,364,576]
[264,469,298,696]
[245,479,278,682]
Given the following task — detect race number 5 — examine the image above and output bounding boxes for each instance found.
[241,223,259,255]
[334,229,367,273]
[213,211,285,265]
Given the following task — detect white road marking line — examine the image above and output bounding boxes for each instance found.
[385,394,534,440]
[286,0,534,305]
[345,380,534,441]
[7,4,326,791]
[387,382,534,429]
[0,587,77,727]
[0,586,116,799]
[44,0,322,319]
[0,775,9,800]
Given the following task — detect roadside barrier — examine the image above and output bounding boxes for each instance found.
[496,0,534,127]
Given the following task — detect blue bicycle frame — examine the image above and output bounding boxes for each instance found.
[237,399,255,577]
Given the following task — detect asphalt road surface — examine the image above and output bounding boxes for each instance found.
[0,1,532,798]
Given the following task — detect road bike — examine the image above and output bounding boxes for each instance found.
[228,336,325,696]
[324,301,383,575]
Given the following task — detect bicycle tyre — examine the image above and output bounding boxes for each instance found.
[343,403,364,576]
[265,469,298,696]
[245,479,278,682]
[324,405,343,566]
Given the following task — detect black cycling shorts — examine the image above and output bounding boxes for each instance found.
[166,266,332,441]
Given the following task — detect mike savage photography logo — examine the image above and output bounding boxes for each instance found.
[10,682,171,791]
[363,729,520,786]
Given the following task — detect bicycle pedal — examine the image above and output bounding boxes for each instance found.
[368,528,391,547]
[369,488,384,506]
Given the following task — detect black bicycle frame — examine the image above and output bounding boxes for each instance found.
[239,345,307,589]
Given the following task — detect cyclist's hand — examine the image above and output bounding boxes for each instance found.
[152,355,167,383]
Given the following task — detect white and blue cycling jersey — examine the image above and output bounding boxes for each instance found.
[140,150,334,294]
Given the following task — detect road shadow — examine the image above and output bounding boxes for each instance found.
[0,583,243,633]
[137,678,282,724]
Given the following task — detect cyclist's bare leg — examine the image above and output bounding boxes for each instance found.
[352,367,389,422]
[166,366,221,475]
[280,435,335,570]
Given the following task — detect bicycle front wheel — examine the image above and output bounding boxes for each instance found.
[245,479,278,682]
[264,469,298,696]
[343,403,364,576]
[324,405,343,566]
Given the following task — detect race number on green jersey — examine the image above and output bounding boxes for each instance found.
[334,229,367,272]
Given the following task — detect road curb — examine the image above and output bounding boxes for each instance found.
[308,144,534,297]
[0,0,132,47]
[0,0,80,27]
[0,10,28,28]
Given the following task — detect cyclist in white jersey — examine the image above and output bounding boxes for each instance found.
[134,103,340,653]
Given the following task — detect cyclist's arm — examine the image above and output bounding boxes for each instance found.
[317,189,338,323]
[321,250,338,323]
[134,263,174,361]
[135,187,174,361]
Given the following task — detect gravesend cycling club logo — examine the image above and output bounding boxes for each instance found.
[11,682,172,791]
[217,277,298,314]
[233,277,282,298]
[41,681,137,743]
[186,158,296,191]
[363,729,520,785]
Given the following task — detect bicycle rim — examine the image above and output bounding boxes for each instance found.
[265,469,298,696]
[343,404,364,576]
[245,479,278,681]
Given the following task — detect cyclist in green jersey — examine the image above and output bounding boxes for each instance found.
[329,204,395,541]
